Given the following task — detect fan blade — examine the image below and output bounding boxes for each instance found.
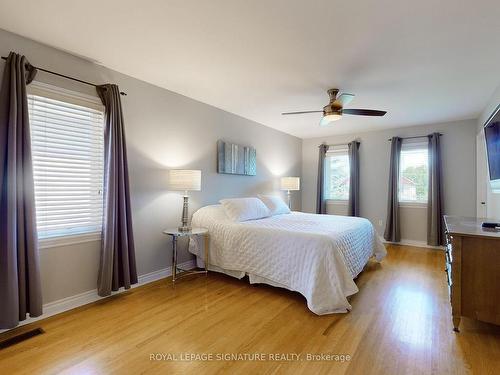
[342,109,386,116]
[281,110,323,115]
[333,93,355,107]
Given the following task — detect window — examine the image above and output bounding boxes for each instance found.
[399,142,428,204]
[28,83,105,239]
[324,146,350,201]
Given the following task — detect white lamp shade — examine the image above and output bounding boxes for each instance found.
[168,169,201,191]
[319,114,342,126]
[280,177,300,191]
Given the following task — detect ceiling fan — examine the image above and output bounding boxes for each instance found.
[282,88,387,126]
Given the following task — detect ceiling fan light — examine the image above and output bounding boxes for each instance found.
[319,114,342,126]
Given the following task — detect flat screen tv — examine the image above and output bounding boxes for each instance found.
[484,104,500,193]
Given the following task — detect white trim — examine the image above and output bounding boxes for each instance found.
[401,139,428,149]
[326,145,349,153]
[39,231,102,249]
[398,201,428,208]
[326,199,348,206]
[28,80,103,110]
[380,236,444,250]
[0,260,196,333]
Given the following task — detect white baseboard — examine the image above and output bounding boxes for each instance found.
[380,236,444,250]
[0,259,196,333]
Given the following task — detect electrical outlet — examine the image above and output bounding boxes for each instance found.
[378,219,383,227]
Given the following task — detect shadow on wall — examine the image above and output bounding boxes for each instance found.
[126,142,301,269]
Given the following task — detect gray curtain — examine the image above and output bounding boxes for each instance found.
[428,133,444,246]
[347,141,360,217]
[0,52,42,328]
[384,137,402,242]
[316,143,329,214]
[96,84,137,297]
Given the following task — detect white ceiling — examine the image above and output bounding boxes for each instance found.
[0,0,499,138]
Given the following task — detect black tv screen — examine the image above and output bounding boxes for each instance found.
[484,106,500,192]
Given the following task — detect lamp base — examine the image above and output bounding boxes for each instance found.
[179,195,191,232]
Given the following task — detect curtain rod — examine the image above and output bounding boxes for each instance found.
[387,133,443,141]
[319,140,360,148]
[1,56,127,96]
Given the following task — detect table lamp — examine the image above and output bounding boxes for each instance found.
[280,177,300,209]
[168,169,201,232]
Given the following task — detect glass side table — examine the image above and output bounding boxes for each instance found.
[162,227,209,283]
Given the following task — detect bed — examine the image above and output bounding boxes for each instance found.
[188,204,386,315]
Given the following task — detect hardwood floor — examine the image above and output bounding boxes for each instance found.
[1,245,499,374]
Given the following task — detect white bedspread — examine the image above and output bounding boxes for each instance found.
[188,205,386,315]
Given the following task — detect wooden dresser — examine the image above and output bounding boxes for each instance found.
[444,216,500,331]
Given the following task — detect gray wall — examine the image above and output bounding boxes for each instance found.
[302,119,477,242]
[0,29,302,304]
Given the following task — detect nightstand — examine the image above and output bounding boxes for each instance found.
[162,227,209,283]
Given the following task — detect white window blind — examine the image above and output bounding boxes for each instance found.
[27,84,105,239]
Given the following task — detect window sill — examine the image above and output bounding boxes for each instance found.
[399,202,428,209]
[326,200,349,205]
[39,232,102,250]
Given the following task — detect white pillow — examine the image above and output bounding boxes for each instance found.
[258,194,291,215]
[219,197,270,222]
